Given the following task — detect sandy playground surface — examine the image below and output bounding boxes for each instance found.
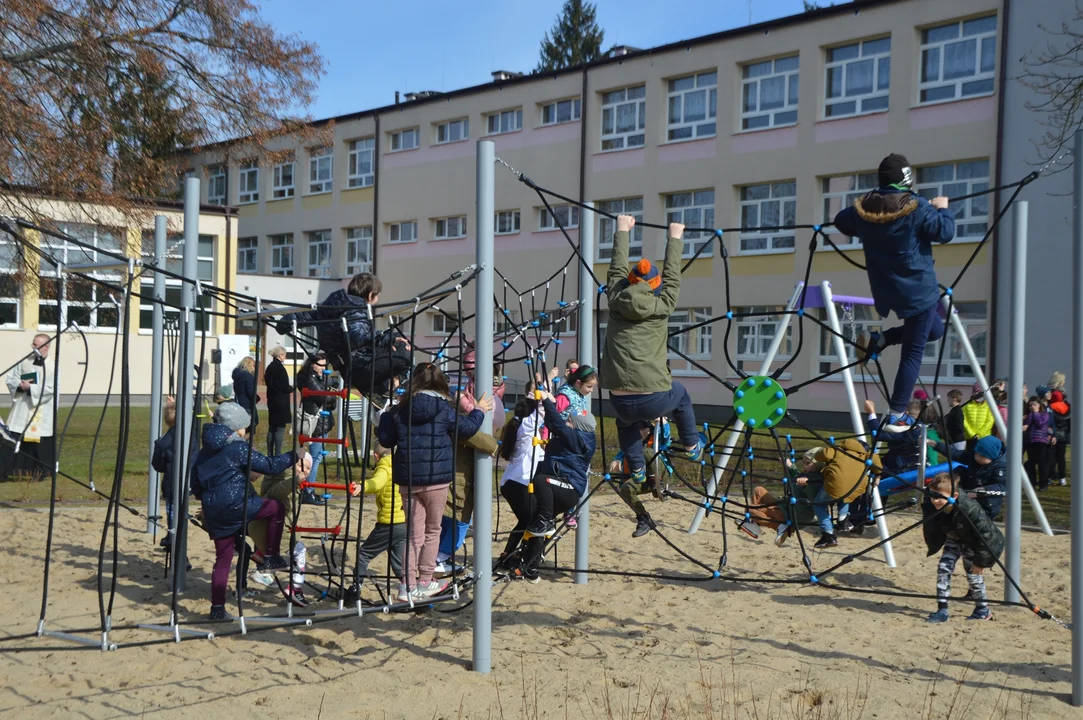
[0,490,1075,720]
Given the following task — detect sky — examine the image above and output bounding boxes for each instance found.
[259,0,819,120]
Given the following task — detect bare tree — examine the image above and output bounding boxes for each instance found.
[1020,1,1083,167]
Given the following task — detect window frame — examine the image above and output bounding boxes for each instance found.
[431,312,460,336]
[596,197,644,262]
[495,210,521,236]
[664,190,715,259]
[819,172,878,250]
[207,165,226,205]
[540,98,582,126]
[824,37,892,119]
[668,307,713,376]
[388,221,418,245]
[914,159,991,242]
[347,138,375,188]
[238,161,259,204]
[237,236,258,274]
[307,147,333,194]
[0,231,22,328]
[270,233,295,276]
[738,181,798,255]
[741,55,800,131]
[435,118,469,145]
[345,227,373,275]
[272,161,295,199]
[734,306,793,374]
[434,216,468,241]
[920,301,987,382]
[538,205,580,232]
[389,128,420,152]
[919,16,998,105]
[38,223,124,332]
[600,85,646,151]
[816,304,882,375]
[306,229,333,278]
[138,233,216,333]
[484,108,523,136]
[665,71,718,142]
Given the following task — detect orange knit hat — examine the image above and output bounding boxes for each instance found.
[628,259,662,295]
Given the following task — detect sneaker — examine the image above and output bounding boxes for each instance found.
[632,515,655,538]
[814,533,838,549]
[263,554,289,571]
[521,571,541,585]
[284,586,309,608]
[344,583,361,604]
[838,518,855,534]
[885,413,915,428]
[301,492,326,506]
[855,331,883,364]
[738,519,760,539]
[843,523,868,537]
[208,605,233,622]
[1061,478,1068,487]
[433,561,465,578]
[966,607,993,621]
[396,584,411,603]
[629,467,647,484]
[413,579,449,599]
[774,524,793,548]
[670,433,707,463]
[233,586,258,600]
[564,513,578,529]
[526,517,556,538]
[926,608,949,624]
[249,570,275,589]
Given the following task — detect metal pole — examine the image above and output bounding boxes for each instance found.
[472,140,495,674]
[1005,201,1027,604]
[147,216,166,535]
[1070,128,1083,707]
[575,202,594,585]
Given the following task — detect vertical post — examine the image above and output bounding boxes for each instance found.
[1005,201,1027,604]
[147,216,167,535]
[472,140,495,674]
[1070,128,1083,707]
[575,202,595,585]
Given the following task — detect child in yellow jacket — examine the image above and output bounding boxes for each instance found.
[345,443,406,602]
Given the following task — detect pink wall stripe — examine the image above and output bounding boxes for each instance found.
[814,112,890,144]
[591,148,646,173]
[908,96,996,131]
[731,126,798,155]
[657,138,718,163]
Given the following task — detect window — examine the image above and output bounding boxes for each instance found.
[138,233,216,332]
[921,302,987,381]
[207,165,226,204]
[485,108,523,135]
[270,233,294,276]
[817,304,882,374]
[346,227,373,275]
[0,231,22,327]
[272,161,295,199]
[495,210,521,235]
[238,161,259,204]
[915,160,990,239]
[237,237,258,274]
[307,230,332,277]
[735,306,792,372]
[541,98,581,125]
[596,198,643,261]
[739,182,797,254]
[668,308,712,374]
[538,205,579,231]
[347,138,374,188]
[820,173,878,249]
[825,37,891,118]
[920,16,997,104]
[38,223,122,330]
[495,308,519,335]
[540,308,578,336]
[600,86,646,151]
[308,147,332,194]
[390,128,419,152]
[666,71,717,141]
[665,190,715,259]
[431,312,460,336]
[742,56,799,130]
[436,119,469,144]
[434,216,467,240]
[389,221,418,244]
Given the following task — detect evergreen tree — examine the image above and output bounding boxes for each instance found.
[536,0,605,72]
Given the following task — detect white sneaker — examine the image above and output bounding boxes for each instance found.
[412,579,449,599]
[396,584,411,603]
[249,570,275,589]
[433,561,465,577]
[1061,478,1068,486]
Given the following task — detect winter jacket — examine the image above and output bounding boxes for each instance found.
[833,188,956,319]
[363,455,405,525]
[5,357,55,437]
[1051,399,1071,443]
[231,367,260,427]
[955,442,1007,492]
[191,423,297,540]
[944,404,966,445]
[555,385,590,421]
[501,404,547,487]
[1024,410,1054,445]
[962,400,994,440]
[286,289,399,369]
[815,439,880,503]
[152,427,177,499]
[870,416,923,477]
[295,365,335,437]
[264,358,294,428]
[600,230,683,394]
[377,390,485,487]
[446,431,500,523]
[536,398,597,495]
[923,493,1004,570]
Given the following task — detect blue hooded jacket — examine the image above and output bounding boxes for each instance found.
[287,289,398,368]
[536,398,597,495]
[192,423,297,540]
[834,188,956,319]
[377,391,485,487]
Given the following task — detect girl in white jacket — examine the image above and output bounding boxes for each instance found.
[496,389,547,571]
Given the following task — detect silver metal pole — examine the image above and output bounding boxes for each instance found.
[147,216,166,535]
[1070,128,1083,707]
[1005,201,1027,604]
[575,202,595,585]
[472,140,495,674]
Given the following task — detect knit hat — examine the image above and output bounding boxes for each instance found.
[628,259,663,296]
[215,385,234,401]
[971,381,985,397]
[1036,384,1052,397]
[803,447,823,466]
[912,388,929,401]
[214,401,251,432]
[569,410,596,433]
[878,153,913,189]
[974,435,1003,461]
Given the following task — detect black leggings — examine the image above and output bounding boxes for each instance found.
[1053,441,1068,480]
[1025,442,1052,490]
[499,481,534,563]
[523,474,581,573]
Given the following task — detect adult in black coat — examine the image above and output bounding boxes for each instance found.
[231,356,259,429]
[264,347,294,456]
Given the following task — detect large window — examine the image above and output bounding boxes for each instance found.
[825,37,891,118]
[485,108,523,135]
[668,308,712,374]
[238,161,259,204]
[817,304,882,374]
[495,210,521,235]
[207,165,226,205]
[347,138,374,188]
[138,233,215,332]
[237,236,258,274]
[541,98,581,126]
[921,302,987,382]
[666,71,717,141]
[538,205,579,231]
[742,56,799,130]
[435,119,469,144]
[307,230,332,278]
[390,128,419,152]
[596,197,643,261]
[735,306,792,372]
[739,182,797,254]
[308,147,332,194]
[920,16,997,104]
[0,231,22,327]
[346,227,373,275]
[39,224,122,330]
[665,190,714,259]
[820,173,878,249]
[431,312,460,336]
[434,216,467,240]
[272,161,295,199]
[600,85,646,151]
[915,160,990,240]
[388,221,417,244]
[270,233,294,276]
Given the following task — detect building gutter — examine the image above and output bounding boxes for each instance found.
[988,0,1011,378]
[372,114,381,276]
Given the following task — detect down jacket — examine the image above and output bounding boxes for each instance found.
[286,289,398,368]
[815,438,881,504]
[536,398,597,495]
[1051,398,1071,443]
[377,391,485,487]
[191,423,297,540]
[923,493,1004,570]
[231,367,259,427]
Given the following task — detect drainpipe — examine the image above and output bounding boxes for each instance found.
[224,206,233,334]
[988,0,1011,378]
[578,65,590,366]
[373,114,381,276]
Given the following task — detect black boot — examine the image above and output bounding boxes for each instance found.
[814,532,838,549]
[632,515,655,538]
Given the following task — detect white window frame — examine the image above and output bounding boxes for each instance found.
[347,138,374,188]
[817,304,882,375]
[540,98,581,126]
[238,161,259,204]
[600,85,646,151]
[431,312,460,336]
[919,16,998,105]
[0,231,22,328]
[435,119,469,145]
[39,224,123,332]
[824,37,892,119]
[389,128,420,152]
[596,197,643,262]
[668,308,712,376]
[921,302,987,382]
[138,234,216,333]
[819,172,878,250]
[735,306,793,373]
[666,71,717,142]
[538,308,578,337]
[538,205,579,231]
[270,233,294,276]
[665,190,715,259]
[308,147,333,194]
[346,227,373,275]
[388,221,418,244]
[434,216,467,240]
[485,108,523,136]
[915,160,990,242]
[207,165,226,205]
[272,161,295,199]
[237,236,258,274]
[741,55,799,130]
[739,182,797,255]
[495,210,521,236]
[306,230,333,278]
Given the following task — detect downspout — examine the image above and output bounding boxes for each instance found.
[578,65,589,354]
[988,0,1011,378]
[224,206,232,335]
[372,114,381,276]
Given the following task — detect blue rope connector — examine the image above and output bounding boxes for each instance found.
[720,495,728,503]
[558,301,568,307]
[539,312,549,319]
[764,419,773,428]
[775,407,784,417]
[786,434,792,442]
[774,390,784,400]
[871,429,878,437]
[865,459,874,466]
[395,387,405,395]
[870,352,879,361]
[726,311,733,319]
[436,351,444,359]
[598,285,607,294]
[524,359,532,365]
[714,229,723,238]
[709,450,716,457]
[829,436,835,444]
[740,470,747,477]
[700,459,707,466]
[796,308,804,317]
[790,497,797,504]
[813,224,822,233]
[736,405,745,414]
[945,287,954,296]
[764,378,773,387]
[319,410,330,416]
[553,339,562,345]
[703,501,712,511]
[712,570,721,579]
[703,422,710,431]
[748,418,757,427]
[745,512,751,520]
[810,575,819,584]
[501,342,510,348]
[735,389,745,399]
[531,321,540,327]
[782,476,788,484]
[604,474,611,481]
[746,378,756,387]
[947,496,957,505]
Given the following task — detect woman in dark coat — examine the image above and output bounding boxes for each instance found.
[231,356,259,428]
[264,347,294,456]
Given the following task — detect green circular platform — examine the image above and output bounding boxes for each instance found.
[733,376,787,429]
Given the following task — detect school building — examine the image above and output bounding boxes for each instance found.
[179,0,1076,422]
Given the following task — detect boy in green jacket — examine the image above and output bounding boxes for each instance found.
[600,215,703,484]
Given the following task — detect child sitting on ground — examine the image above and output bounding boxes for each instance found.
[343,442,406,604]
[792,440,881,549]
[833,154,955,425]
[609,418,670,538]
[601,215,703,484]
[741,485,794,548]
[923,472,1004,623]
